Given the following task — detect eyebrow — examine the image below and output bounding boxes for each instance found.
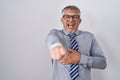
[62,15,80,18]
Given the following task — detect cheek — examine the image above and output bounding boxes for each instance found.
[75,21,80,27]
[63,21,67,26]
[61,20,66,25]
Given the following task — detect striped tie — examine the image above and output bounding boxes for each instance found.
[68,34,79,80]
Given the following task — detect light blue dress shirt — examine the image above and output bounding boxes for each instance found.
[46,29,107,80]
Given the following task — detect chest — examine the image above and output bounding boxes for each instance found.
[59,35,92,55]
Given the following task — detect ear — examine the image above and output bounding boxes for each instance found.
[79,18,82,24]
[61,18,64,23]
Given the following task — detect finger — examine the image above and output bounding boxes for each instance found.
[50,50,57,60]
[58,54,66,61]
[59,54,68,63]
[59,48,67,60]
[68,48,75,52]
[60,47,67,55]
[55,49,60,60]
[61,54,74,64]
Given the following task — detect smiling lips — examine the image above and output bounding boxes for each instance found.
[67,23,75,28]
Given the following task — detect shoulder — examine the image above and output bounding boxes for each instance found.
[48,28,60,34]
[48,28,63,36]
[49,28,59,33]
[78,30,95,38]
[79,30,94,35]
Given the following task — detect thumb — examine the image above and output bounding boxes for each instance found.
[59,47,67,55]
[68,48,75,52]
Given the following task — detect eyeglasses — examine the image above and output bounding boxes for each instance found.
[62,15,80,20]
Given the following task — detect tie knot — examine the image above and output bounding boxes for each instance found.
[68,34,76,38]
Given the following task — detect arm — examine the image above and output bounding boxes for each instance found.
[46,29,67,61]
[80,37,107,69]
[60,34,107,69]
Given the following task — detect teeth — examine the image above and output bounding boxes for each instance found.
[67,23,74,27]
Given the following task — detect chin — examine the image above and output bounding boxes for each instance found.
[69,30,76,33]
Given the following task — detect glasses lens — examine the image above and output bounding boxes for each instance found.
[63,15,80,20]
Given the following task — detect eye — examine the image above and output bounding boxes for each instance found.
[65,16,70,18]
[63,15,70,18]
[62,15,80,20]
[73,15,80,19]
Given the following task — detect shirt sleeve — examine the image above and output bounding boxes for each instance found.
[79,35,107,69]
[46,29,63,51]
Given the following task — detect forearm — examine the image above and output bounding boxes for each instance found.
[46,29,63,51]
[79,35,107,69]
[79,54,107,69]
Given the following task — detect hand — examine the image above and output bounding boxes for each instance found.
[50,46,67,61]
[60,48,81,64]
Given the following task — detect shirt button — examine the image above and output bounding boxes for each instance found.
[83,64,87,68]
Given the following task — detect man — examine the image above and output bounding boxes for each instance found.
[46,5,107,80]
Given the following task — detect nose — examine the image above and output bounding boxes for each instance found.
[69,16,74,21]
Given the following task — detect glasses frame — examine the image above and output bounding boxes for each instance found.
[62,15,80,20]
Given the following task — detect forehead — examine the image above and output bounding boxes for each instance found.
[62,9,80,15]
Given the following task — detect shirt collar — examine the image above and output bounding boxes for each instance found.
[62,29,80,36]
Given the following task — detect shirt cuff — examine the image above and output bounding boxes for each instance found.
[79,54,88,65]
[50,42,63,50]
[79,54,93,68]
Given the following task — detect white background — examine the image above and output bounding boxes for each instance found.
[0,0,120,80]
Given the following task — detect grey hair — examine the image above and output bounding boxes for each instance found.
[62,5,80,15]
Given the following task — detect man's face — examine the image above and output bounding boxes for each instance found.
[61,9,81,33]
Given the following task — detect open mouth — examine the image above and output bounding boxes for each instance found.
[67,23,75,28]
